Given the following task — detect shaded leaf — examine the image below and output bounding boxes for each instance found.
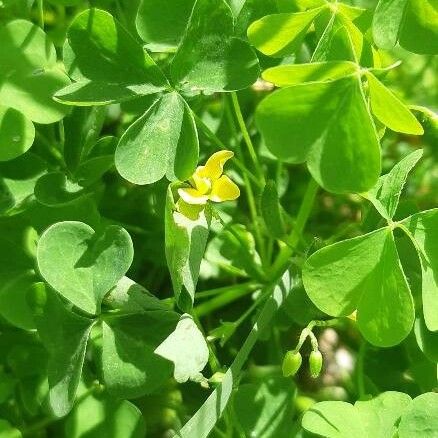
[303,228,414,346]
[171,0,260,93]
[34,287,94,417]
[402,209,438,331]
[37,221,133,315]
[115,93,198,185]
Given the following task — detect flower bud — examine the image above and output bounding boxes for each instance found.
[309,350,323,378]
[282,350,302,377]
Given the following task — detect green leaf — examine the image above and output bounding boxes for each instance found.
[373,0,438,54]
[0,20,70,124]
[262,61,357,87]
[261,180,287,239]
[37,221,133,315]
[171,0,260,93]
[414,316,438,363]
[302,401,367,438]
[233,376,296,437]
[399,393,438,437]
[401,209,438,331]
[34,172,87,206]
[102,310,178,398]
[399,0,438,55]
[0,419,22,438]
[115,92,199,185]
[165,186,211,312]
[136,0,196,52]
[365,149,423,220]
[303,392,413,438]
[55,81,161,106]
[0,271,37,330]
[155,314,208,383]
[247,7,324,57]
[0,106,34,162]
[59,9,169,104]
[63,107,107,172]
[34,287,94,417]
[256,75,381,193]
[372,0,409,49]
[303,228,415,346]
[354,392,412,438]
[65,395,146,438]
[367,73,424,135]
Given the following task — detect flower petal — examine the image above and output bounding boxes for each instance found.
[191,167,212,194]
[210,175,240,202]
[178,187,209,205]
[198,150,234,180]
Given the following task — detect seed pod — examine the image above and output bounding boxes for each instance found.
[309,350,323,378]
[282,350,302,377]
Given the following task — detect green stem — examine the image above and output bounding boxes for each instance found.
[37,0,44,29]
[194,283,259,318]
[196,282,256,300]
[230,92,265,185]
[269,177,319,280]
[357,340,367,399]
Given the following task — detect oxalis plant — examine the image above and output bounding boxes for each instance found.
[0,0,437,436]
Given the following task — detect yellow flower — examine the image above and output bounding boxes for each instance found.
[178,150,240,206]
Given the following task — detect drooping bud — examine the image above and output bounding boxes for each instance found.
[282,350,302,377]
[309,350,323,378]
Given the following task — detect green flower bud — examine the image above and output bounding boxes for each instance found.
[309,350,323,378]
[282,350,302,377]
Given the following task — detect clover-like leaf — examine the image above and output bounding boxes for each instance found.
[65,394,146,438]
[37,221,134,315]
[34,286,95,417]
[302,392,413,438]
[366,73,424,135]
[155,314,209,383]
[171,0,260,93]
[302,401,367,437]
[248,6,325,57]
[0,106,35,162]
[414,316,438,363]
[233,377,297,437]
[256,75,381,193]
[365,149,423,220]
[402,209,438,331]
[56,9,169,105]
[0,19,70,123]
[303,228,415,346]
[136,0,196,52]
[115,92,198,185]
[165,186,211,312]
[34,172,88,206]
[102,309,179,398]
[373,0,438,55]
[398,393,438,437]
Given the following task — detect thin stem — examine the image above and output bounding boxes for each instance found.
[269,177,319,280]
[224,99,267,265]
[230,92,265,185]
[196,282,256,300]
[357,340,367,399]
[194,284,259,318]
[37,0,44,29]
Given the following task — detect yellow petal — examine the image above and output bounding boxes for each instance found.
[210,175,240,202]
[198,150,234,180]
[178,187,209,205]
[191,167,212,194]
